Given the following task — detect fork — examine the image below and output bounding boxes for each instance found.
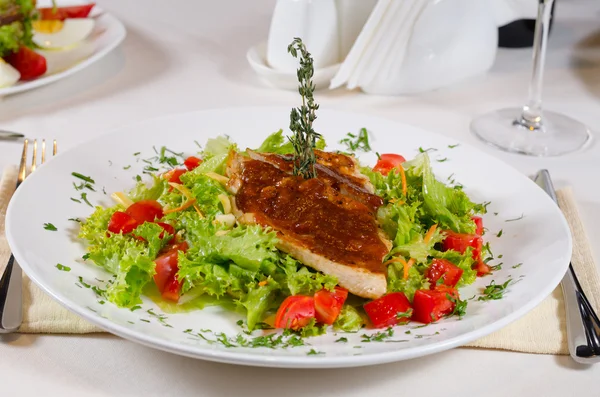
[0,139,57,333]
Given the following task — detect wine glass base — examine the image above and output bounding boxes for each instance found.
[471,108,592,157]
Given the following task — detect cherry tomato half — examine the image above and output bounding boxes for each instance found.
[125,200,164,223]
[314,287,348,325]
[373,153,406,176]
[184,156,202,171]
[274,296,316,330]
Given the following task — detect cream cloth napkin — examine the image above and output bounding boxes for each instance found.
[1,166,599,353]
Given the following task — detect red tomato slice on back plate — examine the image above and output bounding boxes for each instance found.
[274,296,316,330]
[373,153,406,176]
[314,287,348,325]
[5,47,47,80]
[425,259,464,288]
[125,200,164,223]
[38,4,95,20]
[364,292,412,328]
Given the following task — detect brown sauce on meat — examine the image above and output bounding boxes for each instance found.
[256,151,384,213]
[235,159,389,273]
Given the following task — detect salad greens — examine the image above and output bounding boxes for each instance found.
[78,130,487,332]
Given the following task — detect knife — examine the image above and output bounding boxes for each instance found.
[534,169,600,364]
[0,130,24,141]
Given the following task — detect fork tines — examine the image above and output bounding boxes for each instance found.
[18,139,57,184]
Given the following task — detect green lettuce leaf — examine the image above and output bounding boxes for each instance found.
[240,280,279,331]
[333,305,364,332]
[256,129,326,154]
[128,175,167,202]
[277,256,338,296]
[387,263,429,300]
[180,172,227,218]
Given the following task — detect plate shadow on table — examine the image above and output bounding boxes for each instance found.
[0,27,170,124]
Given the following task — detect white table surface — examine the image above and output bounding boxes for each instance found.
[1,0,600,395]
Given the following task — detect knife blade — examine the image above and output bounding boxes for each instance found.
[0,130,24,141]
[534,169,600,364]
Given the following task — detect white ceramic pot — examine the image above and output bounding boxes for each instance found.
[360,0,498,95]
[266,0,340,72]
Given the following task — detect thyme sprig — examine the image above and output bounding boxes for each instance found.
[287,37,321,179]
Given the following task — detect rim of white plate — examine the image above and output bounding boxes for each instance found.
[6,107,573,368]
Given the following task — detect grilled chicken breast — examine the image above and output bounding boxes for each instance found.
[226,151,391,299]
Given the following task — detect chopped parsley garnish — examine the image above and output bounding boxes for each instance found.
[490,263,503,271]
[80,192,93,207]
[478,279,513,301]
[498,254,503,259]
[123,165,131,170]
[396,308,413,321]
[405,330,411,335]
[55,264,70,271]
[335,337,348,343]
[361,327,396,342]
[78,277,91,289]
[339,128,371,153]
[82,253,90,260]
[68,218,81,223]
[418,147,437,153]
[448,144,460,149]
[43,222,57,231]
[140,319,150,323]
[505,214,525,222]
[135,175,142,182]
[147,308,173,328]
[414,332,440,339]
[70,197,82,203]
[133,152,141,156]
[436,158,448,162]
[130,305,142,312]
[448,295,468,318]
[512,263,523,269]
[71,172,95,184]
[188,329,306,349]
[496,229,503,237]
[307,349,324,356]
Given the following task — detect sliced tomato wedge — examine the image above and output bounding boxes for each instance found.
[472,216,483,236]
[364,292,412,328]
[411,286,457,324]
[5,47,47,81]
[274,296,316,330]
[156,222,175,239]
[184,156,202,171]
[107,211,140,234]
[153,241,188,302]
[163,168,187,184]
[373,154,406,176]
[425,259,464,288]
[38,4,95,20]
[314,287,348,325]
[125,200,164,223]
[441,230,492,276]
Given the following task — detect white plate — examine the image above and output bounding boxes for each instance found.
[6,107,572,368]
[0,0,126,96]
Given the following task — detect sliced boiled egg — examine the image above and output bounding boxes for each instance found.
[0,58,20,88]
[32,19,95,50]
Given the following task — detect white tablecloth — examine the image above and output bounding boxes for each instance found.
[1,0,599,395]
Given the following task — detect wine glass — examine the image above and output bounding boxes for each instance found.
[471,0,591,156]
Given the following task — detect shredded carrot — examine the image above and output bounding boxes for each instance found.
[258,280,268,287]
[164,198,197,214]
[193,204,204,218]
[423,224,438,244]
[403,258,415,280]
[397,165,407,197]
[383,257,407,267]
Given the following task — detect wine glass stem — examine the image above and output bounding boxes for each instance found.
[517,0,554,130]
